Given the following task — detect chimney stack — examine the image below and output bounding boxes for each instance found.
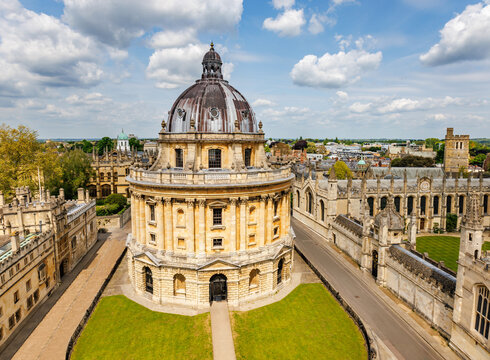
[77,188,85,203]
[85,189,90,202]
[59,188,65,200]
[11,231,20,253]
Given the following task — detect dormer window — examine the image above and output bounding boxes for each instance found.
[210,108,219,119]
[177,108,186,120]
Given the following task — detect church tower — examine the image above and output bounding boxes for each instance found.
[443,127,469,175]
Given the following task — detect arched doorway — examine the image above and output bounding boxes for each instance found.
[371,250,378,279]
[209,274,227,302]
[277,258,284,285]
[144,267,153,294]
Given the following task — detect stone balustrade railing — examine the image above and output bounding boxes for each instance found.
[129,167,292,186]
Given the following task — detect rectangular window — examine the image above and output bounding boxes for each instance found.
[208,149,221,169]
[248,234,256,245]
[150,234,156,244]
[175,149,184,168]
[0,327,3,341]
[213,238,223,248]
[150,204,155,221]
[16,263,20,272]
[244,148,252,167]
[274,200,279,217]
[1,274,5,284]
[27,295,33,310]
[178,238,185,249]
[26,279,31,292]
[14,290,19,304]
[274,227,279,237]
[15,309,21,323]
[213,208,222,226]
[33,289,39,303]
[8,315,15,329]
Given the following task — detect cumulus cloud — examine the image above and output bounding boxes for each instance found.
[0,1,103,96]
[66,93,112,106]
[62,0,243,48]
[308,14,335,34]
[263,9,306,37]
[146,43,233,89]
[252,98,276,107]
[349,96,463,114]
[336,91,349,100]
[291,48,382,88]
[332,0,356,4]
[272,0,295,9]
[420,2,490,66]
[149,29,197,49]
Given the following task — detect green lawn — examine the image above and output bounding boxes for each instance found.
[232,283,367,360]
[416,236,490,272]
[72,295,212,360]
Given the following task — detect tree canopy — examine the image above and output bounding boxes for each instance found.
[328,161,352,180]
[391,155,435,168]
[60,149,94,199]
[129,137,143,151]
[96,137,114,155]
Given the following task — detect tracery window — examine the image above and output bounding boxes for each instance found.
[320,200,325,221]
[447,195,452,213]
[475,286,490,339]
[420,196,427,215]
[407,196,414,215]
[433,196,439,215]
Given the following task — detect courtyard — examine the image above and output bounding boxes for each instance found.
[416,236,490,272]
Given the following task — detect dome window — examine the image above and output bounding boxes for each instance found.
[210,107,219,119]
[177,108,186,120]
[241,110,249,119]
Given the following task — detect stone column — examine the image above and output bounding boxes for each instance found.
[266,195,273,244]
[186,199,195,254]
[198,199,206,255]
[131,194,138,241]
[281,194,287,237]
[164,198,173,252]
[229,198,238,252]
[258,195,266,247]
[239,197,247,251]
[156,197,164,250]
[139,195,146,245]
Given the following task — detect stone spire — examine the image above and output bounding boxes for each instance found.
[463,193,482,228]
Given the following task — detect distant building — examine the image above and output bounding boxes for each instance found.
[444,127,469,175]
[386,141,436,160]
[117,129,130,152]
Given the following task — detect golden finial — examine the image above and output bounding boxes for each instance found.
[210,41,214,50]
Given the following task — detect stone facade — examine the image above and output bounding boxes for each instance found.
[444,127,469,174]
[126,45,294,308]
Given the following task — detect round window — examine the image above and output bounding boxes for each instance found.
[210,107,219,119]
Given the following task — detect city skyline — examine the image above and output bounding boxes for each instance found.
[0,0,489,139]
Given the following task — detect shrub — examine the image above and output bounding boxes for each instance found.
[96,203,122,216]
[446,213,458,232]
[105,193,127,208]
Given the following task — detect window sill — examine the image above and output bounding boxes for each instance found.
[248,242,257,246]
[211,225,225,230]
[212,246,224,251]
[273,216,280,222]
[273,235,280,240]
[147,221,156,226]
[248,222,257,226]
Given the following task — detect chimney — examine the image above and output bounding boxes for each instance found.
[85,189,90,201]
[46,189,50,199]
[59,188,65,200]
[77,188,85,202]
[447,127,454,137]
[11,231,20,253]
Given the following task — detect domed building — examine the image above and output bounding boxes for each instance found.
[117,129,129,152]
[126,44,294,307]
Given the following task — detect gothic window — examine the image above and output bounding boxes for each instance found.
[175,149,183,168]
[144,267,153,294]
[433,196,439,215]
[475,286,490,339]
[447,195,452,213]
[394,196,401,213]
[484,195,488,215]
[208,149,221,169]
[213,208,222,226]
[249,269,260,289]
[420,196,427,215]
[244,148,252,167]
[296,191,300,208]
[320,200,325,221]
[380,196,387,210]
[307,191,313,214]
[367,197,374,216]
[459,195,465,214]
[407,196,414,215]
[173,274,186,296]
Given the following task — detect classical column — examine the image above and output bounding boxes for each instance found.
[186,199,195,254]
[131,194,137,241]
[258,195,266,247]
[198,199,206,255]
[281,194,287,237]
[239,197,247,251]
[164,198,173,252]
[266,195,273,244]
[285,192,291,231]
[229,198,238,252]
[139,195,146,245]
[156,197,164,249]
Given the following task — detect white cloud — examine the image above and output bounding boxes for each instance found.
[0,1,104,96]
[332,0,356,5]
[272,0,295,9]
[308,14,332,34]
[146,43,233,89]
[149,29,197,49]
[252,98,276,107]
[291,48,382,88]
[336,91,349,100]
[420,2,490,66]
[349,96,464,114]
[428,113,447,121]
[66,93,112,106]
[62,0,243,48]
[263,9,306,37]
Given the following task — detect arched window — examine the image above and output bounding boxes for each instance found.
[208,149,221,168]
[277,259,284,285]
[367,197,374,216]
[144,267,153,294]
[459,195,465,215]
[296,191,300,208]
[394,196,401,213]
[407,196,414,215]
[177,209,185,227]
[447,195,452,213]
[380,196,387,210]
[173,274,186,296]
[433,196,439,215]
[484,195,488,215]
[420,196,427,215]
[475,286,490,339]
[320,200,325,221]
[249,269,260,290]
[307,191,313,214]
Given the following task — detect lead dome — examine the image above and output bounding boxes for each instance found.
[166,43,257,134]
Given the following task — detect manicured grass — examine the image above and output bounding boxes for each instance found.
[416,236,490,272]
[72,295,212,360]
[232,283,367,360]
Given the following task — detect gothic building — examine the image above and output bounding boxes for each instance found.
[444,128,469,175]
[126,44,294,307]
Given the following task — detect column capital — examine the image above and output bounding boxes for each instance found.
[239,197,248,205]
[186,198,195,207]
[198,199,206,207]
[154,196,163,203]
[260,195,268,202]
[163,198,172,205]
[229,197,239,205]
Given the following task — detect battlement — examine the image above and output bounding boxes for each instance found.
[0,230,54,270]
[445,127,469,140]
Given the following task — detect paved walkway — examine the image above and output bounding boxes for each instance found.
[293,218,458,360]
[210,302,236,360]
[10,226,128,360]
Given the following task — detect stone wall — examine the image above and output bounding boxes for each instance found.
[97,206,131,229]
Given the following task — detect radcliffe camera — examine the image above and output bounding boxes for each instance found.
[0,1,489,360]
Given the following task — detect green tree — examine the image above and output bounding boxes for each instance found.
[425,138,439,149]
[306,142,317,154]
[391,155,435,167]
[470,153,487,167]
[328,161,352,180]
[80,139,93,153]
[129,138,143,151]
[60,149,94,199]
[96,137,114,155]
[446,213,458,232]
[0,124,62,199]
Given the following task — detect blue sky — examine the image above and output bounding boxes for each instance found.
[1,0,489,140]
